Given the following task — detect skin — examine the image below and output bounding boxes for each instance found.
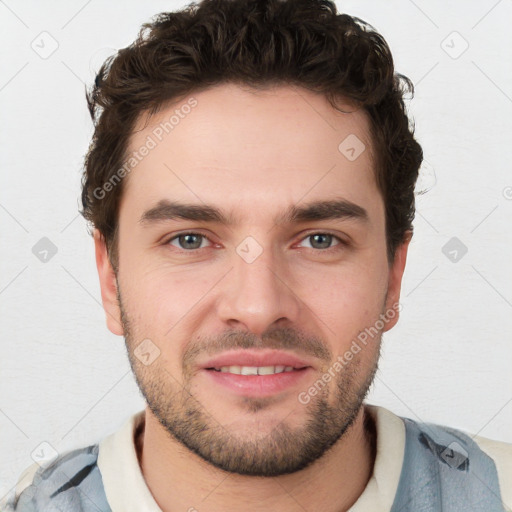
[94,83,410,512]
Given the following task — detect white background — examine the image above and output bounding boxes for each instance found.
[1,0,511,498]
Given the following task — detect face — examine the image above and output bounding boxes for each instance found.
[95,83,409,476]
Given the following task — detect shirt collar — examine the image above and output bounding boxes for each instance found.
[97,403,405,512]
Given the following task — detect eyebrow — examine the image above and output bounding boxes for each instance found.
[139,198,369,227]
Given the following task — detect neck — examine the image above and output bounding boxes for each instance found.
[137,404,376,512]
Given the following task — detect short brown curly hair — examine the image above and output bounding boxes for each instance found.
[80,0,423,271]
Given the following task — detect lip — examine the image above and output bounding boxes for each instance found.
[200,349,313,370]
[203,367,313,397]
[198,350,314,398]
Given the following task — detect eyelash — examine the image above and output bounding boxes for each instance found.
[163,231,348,254]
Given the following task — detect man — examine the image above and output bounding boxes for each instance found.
[3,0,511,510]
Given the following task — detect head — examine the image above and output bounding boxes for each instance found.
[82,0,422,476]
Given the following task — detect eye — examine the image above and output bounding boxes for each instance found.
[163,231,347,253]
[297,232,345,251]
[166,232,213,251]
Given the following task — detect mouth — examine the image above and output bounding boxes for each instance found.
[207,365,307,375]
[199,350,314,397]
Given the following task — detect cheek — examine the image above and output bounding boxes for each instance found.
[121,261,219,339]
[300,263,387,332]
[120,241,389,356]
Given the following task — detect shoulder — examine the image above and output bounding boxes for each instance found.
[368,404,512,509]
[407,416,512,509]
[472,432,512,509]
[1,444,111,511]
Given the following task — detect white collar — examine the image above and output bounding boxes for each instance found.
[97,403,405,511]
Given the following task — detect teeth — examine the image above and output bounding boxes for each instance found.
[241,366,258,375]
[214,365,297,375]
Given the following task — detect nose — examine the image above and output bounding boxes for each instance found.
[216,242,302,336]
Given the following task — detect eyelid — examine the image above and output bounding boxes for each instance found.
[164,229,349,252]
[165,230,216,249]
[294,230,348,252]
[297,229,349,244]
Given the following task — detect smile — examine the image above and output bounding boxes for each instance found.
[210,365,299,375]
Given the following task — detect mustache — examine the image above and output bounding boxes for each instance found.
[183,326,332,369]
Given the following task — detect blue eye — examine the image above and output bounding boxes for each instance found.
[164,231,346,253]
[298,233,343,251]
[167,232,212,250]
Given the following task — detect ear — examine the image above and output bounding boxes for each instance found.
[93,229,124,336]
[382,232,411,332]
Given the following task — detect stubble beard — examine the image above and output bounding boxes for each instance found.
[118,288,381,477]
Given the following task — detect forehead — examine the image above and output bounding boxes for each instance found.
[120,83,380,223]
